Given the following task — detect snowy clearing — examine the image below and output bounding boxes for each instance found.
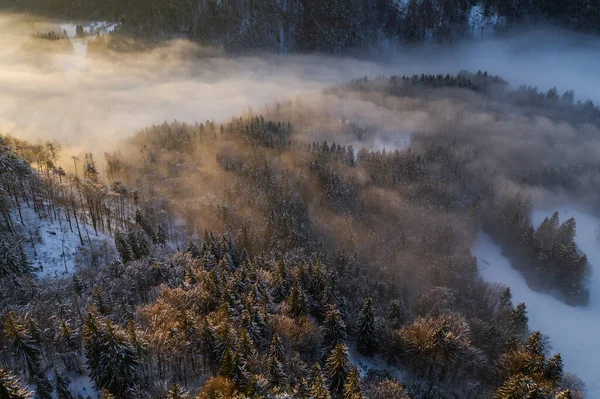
[473,205,600,397]
[11,205,113,278]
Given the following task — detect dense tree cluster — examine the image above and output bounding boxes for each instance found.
[484,192,591,305]
[0,72,594,398]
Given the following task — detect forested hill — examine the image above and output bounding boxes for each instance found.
[2,0,599,52]
[1,71,594,398]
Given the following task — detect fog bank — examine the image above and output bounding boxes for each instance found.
[1,13,600,157]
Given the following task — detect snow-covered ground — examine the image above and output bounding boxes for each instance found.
[473,205,600,397]
[11,205,113,278]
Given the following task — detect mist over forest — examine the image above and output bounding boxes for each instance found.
[0,4,599,399]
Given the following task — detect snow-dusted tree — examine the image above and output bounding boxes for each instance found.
[83,313,139,396]
[343,368,363,399]
[0,368,33,399]
[113,230,133,264]
[54,370,73,399]
[309,363,331,399]
[4,312,41,378]
[218,349,249,390]
[167,382,189,399]
[356,298,378,357]
[0,238,32,278]
[322,304,346,357]
[287,280,308,318]
[325,343,351,399]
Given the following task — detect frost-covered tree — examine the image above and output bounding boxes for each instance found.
[325,343,351,399]
[322,305,346,357]
[0,368,33,399]
[356,298,378,357]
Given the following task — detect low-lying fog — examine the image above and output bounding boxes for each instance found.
[474,205,600,397]
[1,13,600,156]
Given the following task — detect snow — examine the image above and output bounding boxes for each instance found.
[11,205,113,278]
[468,4,505,38]
[473,205,600,397]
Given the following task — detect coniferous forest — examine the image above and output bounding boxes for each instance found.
[1,64,599,399]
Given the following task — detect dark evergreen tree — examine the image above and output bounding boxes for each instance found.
[356,298,378,357]
[325,343,351,399]
[54,370,73,399]
[4,312,41,378]
[113,230,133,264]
[309,364,331,399]
[0,368,33,399]
[287,280,309,318]
[167,382,189,399]
[343,368,363,399]
[322,305,347,356]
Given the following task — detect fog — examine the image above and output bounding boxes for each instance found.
[1,13,600,158]
[475,205,600,397]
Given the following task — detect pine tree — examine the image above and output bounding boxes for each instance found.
[32,375,52,399]
[267,353,286,389]
[269,334,285,362]
[54,370,73,399]
[387,299,407,328]
[4,312,41,378]
[157,223,168,246]
[0,238,31,278]
[135,209,157,243]
[544,353,564,385]
[322,305,347,356]
[0,368,33,399]
[219,349,248,390]
[295,377,310,399]
[494,373,550,399]
[114,230,133,264]
[309,364,331,399]
[356,298,378,357]
[555,390,574,399]
[200,319,219,375]
[343,368,363,399]
[83,313,139,396]
[325,343,351,399]
[167,382,189,399]
[511,303,529,340]
[287,280,309,318]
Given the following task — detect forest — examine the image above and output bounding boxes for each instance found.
[1,0,599,52]
[1,69,597,399]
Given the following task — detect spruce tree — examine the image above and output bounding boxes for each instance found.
[325,343,351,399]
[343,368,363,399]
[32,375,52,399]
[4,312,41,378]
[167,382,189,399]
[544,353,564,385]
[200,319,219,375]
[309,364,331,399]
[555,390,574,399]
[322,305,346,357]
[84,314,139,396]
[267,353,286,389]
[287,280,308,318]
[54,370,73,399]
[113,230,133,264]
[356,298,378,357]
[0,368,33,399]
